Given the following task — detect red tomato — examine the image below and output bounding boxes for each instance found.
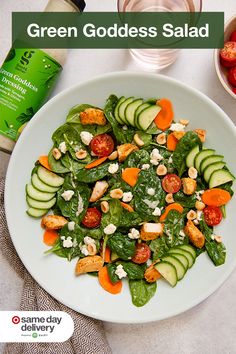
[203,206,222,226]
[162,174,181,194]
[81,207,102,228]
[220,42,236,67]
[228,67,236,87]
[230,30,236,42]
[132,243,151,264]
[90,134,114,157]
[232,87,236,94]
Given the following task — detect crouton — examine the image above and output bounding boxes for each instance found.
[80,108,107,126]
[117,143,138,162]
[182,178,197,195]
[185,220,205,248]
[144,263,161,283]
[89,181,109,202]
[41,215,67,230]
[140,223,164,241]
[173,131,185,140]
[194,129,206,142]
[75,255,104,275]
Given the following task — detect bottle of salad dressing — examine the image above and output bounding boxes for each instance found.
[0,0,86,153]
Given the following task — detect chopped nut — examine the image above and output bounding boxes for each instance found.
[75,149,87,160]
[187,210,197,220]
[87,243,97,256]
[173,131,185,140]
[214,235,222,243]
[156,164,167,176]
[75,255,103,275]
[165,193,174,204]
[194,129,206,142]
[108,151,118,160]
[52,148,62,160]
[195,201,205,211]
[101,201,109,213]
[80,108,107,126]
[89,181,109,202]
[188,167,198,179]
[182,178,197,195]
[41,215,67,230]
[144,264,161,283]
[179,119,189,126]
[134,133,145,147]
[110,188,123,199]
[156,133,166,145]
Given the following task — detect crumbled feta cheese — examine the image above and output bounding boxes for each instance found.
[108,163,119,174]
[152,207,161,216]
[80,131,93,145]
[147,259,152,266]
[179,230,185,237]
[141,164,150,170]
[150,149,163,165]
[115,264,127,279]
[59,141,67,154]
[68,221,75,231]
[128,228,140,239]
[122,125,128,130]
[195,190,204,201]
[168,156,173,164]
[76,193,84,217]
[104,223,117,235]
[62,236,73,248]
[122,192,133,202]
[193,219,199,225]
[84,236,96,245]
[169,123,185,132]
[61,190,74,201]
[73,239,78,247]
[80,245,89,256]
[144,199,159,209]
[147,188,155,196]
[196,210,202,221]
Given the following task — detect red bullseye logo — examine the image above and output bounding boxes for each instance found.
[12,316,20,324]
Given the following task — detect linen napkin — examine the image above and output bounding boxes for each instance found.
[0,178,112,354]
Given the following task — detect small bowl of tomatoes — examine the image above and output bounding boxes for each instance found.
[214,16,236,99]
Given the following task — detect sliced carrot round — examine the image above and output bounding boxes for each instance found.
[202,189,231,207]
[121,167,141,187]
[167,132,178,151]
[98,266,122,294]
[43,229,59,246]
[85,156,107,169]
[154,98,174,131]
[159,203,184,222]
[39,155,52,171]
[120,201,134,212]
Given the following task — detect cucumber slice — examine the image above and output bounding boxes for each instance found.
[203,162,226,183]
[125,98,143,127]
[178,244,196,259]
[31,173,59,193]
[114,96,126,124]
[118,97,134,124]
[37,166,64,187]
[110,252,119,262]
[200,155,224,174]
[167,252,189,270]
[169,248,194,268]
[137,105,161,131]
[186,145,200,168]
[194,149,215,172]
[26,196,56,210]
[134,103,150,129]
[161,255,186,280]
[26,184,55,202]
[155,261,178,287]
[27,207,48,218]
[209,169,235,189]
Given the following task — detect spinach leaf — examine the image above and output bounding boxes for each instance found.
[133,169,165,220]
[52,123,80,145]
[75,225,103,240]
[129,279,157,307]
[66,103,94,123]
[76,162,111,183]
[104,95,135,143]
[124,149,150,168]
[118,210,143,229]
[150,237,170,260]
[107,263,120,284]
[163,210,187,247]
[196,176,208,191]
[172,131,201,177]
[174,191,196,208]
[60,154,86,176]
[219,182,234,197]
[120,262,146,280]
[199,219,226,266]
[107,233,136,260]
[136,131,152,147]
[101,199,123,228]
[48,148,70,173]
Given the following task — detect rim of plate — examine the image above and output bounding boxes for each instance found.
[5,71,236,323]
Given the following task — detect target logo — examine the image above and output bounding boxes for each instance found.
[12,316,20,324]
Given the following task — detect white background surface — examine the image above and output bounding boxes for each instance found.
[0,0,236,353]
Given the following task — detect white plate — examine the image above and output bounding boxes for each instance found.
[5,72,236,323]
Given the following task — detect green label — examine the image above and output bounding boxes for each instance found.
[0,47,62,141]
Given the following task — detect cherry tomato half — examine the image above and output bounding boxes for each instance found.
[228,67,236,87]
[230,30,236,42]
[232,87,236,95]
[132,243,151,264]
[162,174,182,194]
[220,42,236,68]
[81,207,102,228]
[203,206,222,227]
[90,134,114,157]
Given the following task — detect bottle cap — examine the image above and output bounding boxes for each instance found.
[71,0,86,12]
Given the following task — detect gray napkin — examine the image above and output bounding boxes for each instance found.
[0,178,112,354]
